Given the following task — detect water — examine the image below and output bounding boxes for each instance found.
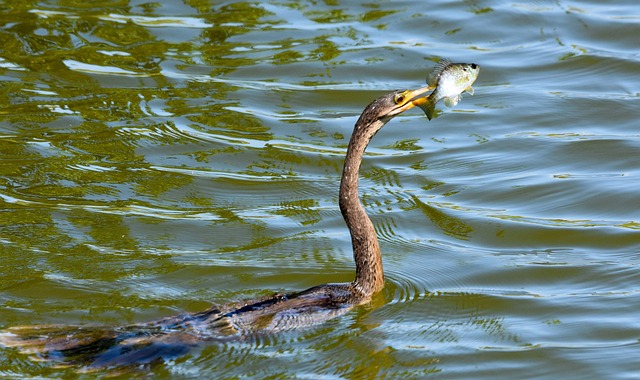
[1,0,640,378]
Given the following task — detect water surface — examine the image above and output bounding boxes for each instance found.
[1,0,640,378]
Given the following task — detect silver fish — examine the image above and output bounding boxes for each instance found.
[417,58,480,120]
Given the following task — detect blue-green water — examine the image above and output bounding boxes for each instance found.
[1,0,640,378]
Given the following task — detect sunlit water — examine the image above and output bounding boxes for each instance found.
[1,0,640,378]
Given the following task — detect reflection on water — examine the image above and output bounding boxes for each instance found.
[2,0,640,377]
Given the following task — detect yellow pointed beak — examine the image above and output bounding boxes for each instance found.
[393,84,434,114]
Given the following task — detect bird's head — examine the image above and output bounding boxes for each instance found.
[356,85,433,128]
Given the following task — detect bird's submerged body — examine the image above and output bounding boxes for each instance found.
[0,283,358,369]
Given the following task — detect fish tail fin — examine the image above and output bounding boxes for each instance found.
[416,94,437,121]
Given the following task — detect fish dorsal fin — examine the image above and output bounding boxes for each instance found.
[427,58,452,86]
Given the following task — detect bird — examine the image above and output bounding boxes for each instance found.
[0,84,435,369]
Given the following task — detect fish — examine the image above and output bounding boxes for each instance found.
[416,58,480,120]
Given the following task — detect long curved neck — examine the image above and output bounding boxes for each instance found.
[339,118,386,300]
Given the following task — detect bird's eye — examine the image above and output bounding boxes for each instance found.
[394,93,405,104]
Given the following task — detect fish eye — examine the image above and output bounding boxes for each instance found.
[394,93,405,104]
[471,63,477,69]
